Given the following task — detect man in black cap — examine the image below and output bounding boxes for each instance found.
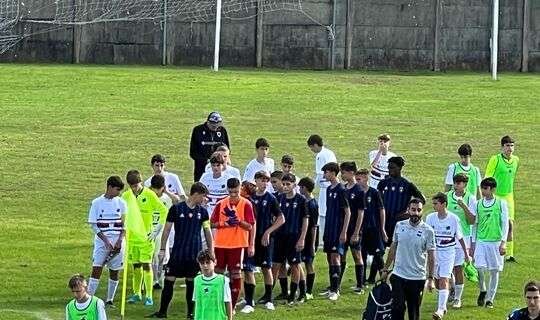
[189,112,230,182]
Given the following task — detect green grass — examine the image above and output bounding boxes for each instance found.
[0,64,539,320]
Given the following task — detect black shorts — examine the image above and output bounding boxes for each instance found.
[243,238,274,271]
[323,240,344,254]
[361,228,385,255]
[165,259,199,279]
[343,233,361,252]
[273,234,302,265]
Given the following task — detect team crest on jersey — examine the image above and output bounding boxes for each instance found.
[286,202,290,207]
[262,200,267,206]
[446,226,451,230]
[202,131,206,135]
[221,185,225,188]
[384,186,388,191]
[332,193,337,198]
[142,198,147,202]
[367,196,372,203]
[350,193,355,199]
[254,200,259,204]
[391,186,395,191]
[454,206,458,210]
[116,208,120,212]
[101,209,104,213]
[168,184,172,188]
[399,186,404,193]
[188,213,193,218]
[217,132,222,137]
[180,213,185,218]
[293,202,298,208]
[197,213,201,219]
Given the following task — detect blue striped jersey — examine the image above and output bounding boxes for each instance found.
[377,177,424,224]
[361,186,384,230]
[276,193,309,236]
[304,198,319,248]
[323,183,349,243]
[250,191,282,237]
[167,201,209,262]
[344,183,365,236]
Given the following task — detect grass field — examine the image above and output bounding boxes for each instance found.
[0,64,539,320]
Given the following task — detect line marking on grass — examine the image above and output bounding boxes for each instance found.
[0,308,53,320]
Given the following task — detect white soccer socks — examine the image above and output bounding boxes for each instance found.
[88,277,100,295]
[487,270,499,302]
[107,279,119,302]
[437,289,449,312]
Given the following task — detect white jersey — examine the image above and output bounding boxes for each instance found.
[444,163,482,186]
[425,211,463,251]
[205,163,242,180]
[159,193,175,249]
[200,172,231,215]
[368,150,397,189]
[88,195,127,239]
[315,146,337,188]
[144,171,186,196]
[243,158,275,182]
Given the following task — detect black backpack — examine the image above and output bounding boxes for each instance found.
[362,281,392,320]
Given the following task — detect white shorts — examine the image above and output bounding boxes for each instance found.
[454,236,471,266]
[474,241,504,272]
[92,235,125,270]
[435,249,455,279]
[153,231,170,265]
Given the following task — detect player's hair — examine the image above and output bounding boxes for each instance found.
[457,144,473,157]
[255,138,270,149]
[270,170,284,179]
[481,177,497,189]
[339,161,357,172]
[227,177,241,189]
[453,173,469,184]
[307,134,323,146]
[281,154,294,165]
[197,249,216,263]
[321,162,340,175]
[215,144,229,153]
[432,192,447,204]
[209,152,225,165]
[501,135,515,146]
[355,168,370,176]
[150,174,165,189]
[68,274,87,289]
[281,173,297,183]
[126,170,142,185]
[388,156,405,168]
[150,154,166,165]
[524,280,540,295]
[378,133,391,141]
[106,176,124,189]
[298,177,315,193]
[254,170,270,181]
[190,182,209,195]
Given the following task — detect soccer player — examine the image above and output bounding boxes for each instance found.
[241,171,285,312]
[87,176,127,306]
[193,249,233,320]
[507,281,540,320]
[485,135,519,262]
[321,162,350,301]
[444,144,481,198]
[200,153,231,216]
[211,177,255,310]
[339,161,365,294]
[355,169,387,284]
[66,274,107,320]
[204,144,242,180]
[447,173,477,308]
[144,154,186,202]
[307,134,337,245]
[243,138,275,191]
[122,170,168,306]
[281,154,301,187]
[272,173,309,305]
[425,193,470,320]
[472,177,509,309]
[368,134,397,189]
[147,182,213,319]
[269,169,289,299]
[270,170,284,197]
[377,156,425,246]
[298,177,319,300]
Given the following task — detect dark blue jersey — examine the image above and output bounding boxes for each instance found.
[250,192,281,237]
[166,201,209,262]
[344,183,365,236]
[377,176,424,226]
[361,186,384,230]
[304,198,319,248]
[324,183,349,243]
[276,193,308,237]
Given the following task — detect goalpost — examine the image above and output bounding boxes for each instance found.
[213,0,222,71]
[491,0,499,80]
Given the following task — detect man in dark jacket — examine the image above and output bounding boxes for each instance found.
[189,112,230,182]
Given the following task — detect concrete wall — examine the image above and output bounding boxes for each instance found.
[1,0,539,71]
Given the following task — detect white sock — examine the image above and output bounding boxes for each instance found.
[107,279,119,302]
[152,262,159,284]
[454,284,464,301]
[478,268,487,292]
[438,289,449,312]
[88,277,100,295]
[487,270,499,302]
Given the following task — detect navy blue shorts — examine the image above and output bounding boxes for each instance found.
[343,233,362,252]
[273,234,302,265]
[165,259,199,279]
[361,228,385,255]
[323,240,344,254]
[243,238,273,271]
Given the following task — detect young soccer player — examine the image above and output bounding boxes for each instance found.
[122,170,168,306]
[444,144,481,198]
[144,154,186,202]
[485,135,519,261]
[321,162,350,301]
[447,173,477,308]
[339,161,365,294]
[66,274,107,320]
[273,173,309,305]
[425,193,470,319]
[200,153,232,216]
[243,138,275,191]
[241,171,285,312]
[193,250,233,320]
[507,281,540,320]
[281,154,300,187]
[377,156,425,246]
[205,144,242,180]
[147,182,213,319]
[368,134,397,189]
[270,170,284,197]
[472,177,510,309]
[307,134,337,245]
[269,170,289,299]
[87,176,127,306]
[355,169,387,285]
[298,177,319,300]
[211,177,255,310]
